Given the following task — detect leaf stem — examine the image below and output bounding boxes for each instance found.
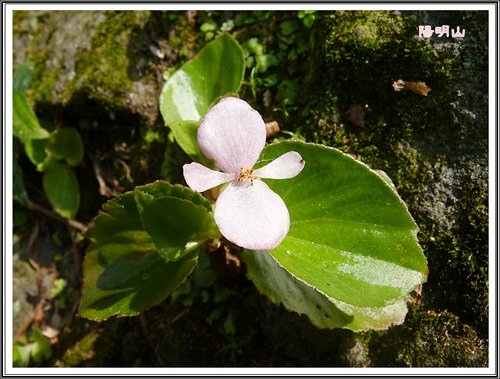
[26,200,87,233]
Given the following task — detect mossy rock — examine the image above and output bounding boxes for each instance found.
[368,307,488,367]
[298,10,488,366]
[13,11,200,188]
[14,11,155,122]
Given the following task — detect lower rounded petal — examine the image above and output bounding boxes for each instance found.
[214,180,290,250]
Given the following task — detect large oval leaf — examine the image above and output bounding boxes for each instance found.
[250,141,427,314]
[159,33,245,163]
[243,249,409,331]
[42,164,80,219]
[80,181,217,320]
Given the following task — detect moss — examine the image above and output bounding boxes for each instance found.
[59,329,100,367]
[368,307,488,367]
[321,10,413,50]
[303,11,457,152]
[303,11,488,160]
[14,11,199,189]
[34,67,60,102]
[14,12,106,104]
[424,159,489,337]
[14,12,55,101]
[15,11,166,120]
[55,317,149,367]
[74,11,150,110]
[298,11,459,206]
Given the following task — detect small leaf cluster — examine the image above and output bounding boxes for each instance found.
[13,63,84,220]
[79,181,219,320]
[13,328,52,367]
[240,11,317,111]
[199,11,271,42]
[194,11,317,115]
[170,253,239,336]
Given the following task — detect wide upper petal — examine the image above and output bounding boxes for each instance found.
[183,162,234,193]
[197,97,266,174]
[254,151,305,179]
[214,180,290,250]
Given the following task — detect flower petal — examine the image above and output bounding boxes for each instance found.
[254,151,305,179]
[183,162,234,193]
[197,97,266,174]
[214,180,290,250]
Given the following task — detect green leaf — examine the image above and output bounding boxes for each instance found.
[13,158,29,206]
[135,180,214,211]
[46,128,84,166]
[276,79,300,104]
[80,181,217,320]
[14,210,28,227]
[24,138,57,171]
[243,38,264,56]
[200,20,217,32]
[191,252,217,288]
[134,187,219,261]
[13,63,33,92]
[247,141,427,329]
[30,328,53,362]
[13,328,52,367]
[13,91,50,141]
[159,33,245,162]
[298,11,316,28]
[256,53,278,73]
[166,120,212,167]
[42,164,80,219]
[13,63,49,141]
[24,138,47,167]
[13,342,31,367]
[280,19,300,36]
[243,249,409,331]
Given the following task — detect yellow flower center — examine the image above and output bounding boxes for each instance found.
[237,167,259,183]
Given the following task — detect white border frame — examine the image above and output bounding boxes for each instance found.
[2,2,498,377]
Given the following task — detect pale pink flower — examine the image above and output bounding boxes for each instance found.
[183,97,305,250]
